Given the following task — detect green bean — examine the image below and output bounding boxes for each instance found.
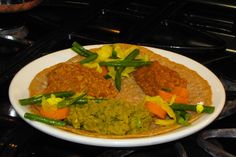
[72,42,93,57]
[57,93,87,108]
[79,53,98,64]
[175,110,190,125]
[24,113,66,126]
[71,46,89,57]
[71,42,98,64]
[111,47,118,59]
[19,91,75,106]
[114,49,140,90]
[74,98,107,105]
[171,104,215,114]
[99,60,152,67]
[122,49,140,61]
[115,69,122,91]
[71,42,99,64]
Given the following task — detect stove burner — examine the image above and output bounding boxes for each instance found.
[197,128,236,157]
[0,12,34,45]
[214,55,236,83]
[217,99,236,120]
[0,25,33,46]
[0,13,33,55]
[0,25,28,39]
[204,54,236,100]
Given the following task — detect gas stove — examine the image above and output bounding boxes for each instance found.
[1,0,236,156]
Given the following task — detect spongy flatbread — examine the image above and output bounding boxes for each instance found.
[29,43,212,138]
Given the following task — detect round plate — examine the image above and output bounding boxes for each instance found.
[9,45,225,147]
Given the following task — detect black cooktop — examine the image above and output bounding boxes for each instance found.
[1,0,236,157]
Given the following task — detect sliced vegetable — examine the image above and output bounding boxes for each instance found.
[111,47,118,59]
[115,68,122,91]
[96,45,113,61]
[19,91,75,106]
[71,41,98,64]
[158,90,173,102]
[158,88,188,104]
[114,49,140,90]
[175,110,190,125]
[74,98,107,104]
[99,60,152,67]
[155,119,176,125]
[115,45,138,59]
[24,112,66,126]
[121,67,136,78]
[39,107,70,120]
[57,93,86,108]
[123,49,140,60]
[42,94,63,111]
[145,96,176,126]
[170,103,215,114]
[82,45,113,73]
[145,101,167,119]
[171,87,189,98]
[71,41,94,57]
[71,46,88,57]
[80,53,98,64]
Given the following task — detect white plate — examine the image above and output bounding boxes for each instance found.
[9,45,225,147]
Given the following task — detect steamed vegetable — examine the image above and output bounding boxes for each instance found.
[114,49,139,90]
[145,101,167,119]
[175,110,190,125]
[73,98,106,104]
[170,103,215,114]
[39,107,70,120]
[24,112,66,126]
[99,60,152,67]
[80,53,98,64]
[19,91,75,106]
[71,41,98,64]
[145,96,176,126]
[57,93,87,108]
[158,87,189,104]
[71,42,94,57]
[39,94,69,120]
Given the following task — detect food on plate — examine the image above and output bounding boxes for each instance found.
[19,42,214,138]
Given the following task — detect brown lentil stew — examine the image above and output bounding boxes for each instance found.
[44,63,118,98]
[133,61,187,96]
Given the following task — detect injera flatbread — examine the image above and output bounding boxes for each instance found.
[28,43,212,138]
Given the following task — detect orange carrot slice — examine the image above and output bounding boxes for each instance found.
[158,87,189,104]
[171,87,189,98]
[145,101,167,119]
[174,96,188,104]
[158,90,173,102]
[39,107,69,120]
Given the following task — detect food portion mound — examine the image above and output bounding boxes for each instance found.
[67,99,152,135]
[44,63,118,98]
[133,61,187,96]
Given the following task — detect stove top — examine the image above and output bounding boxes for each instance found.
[1,0,236,156]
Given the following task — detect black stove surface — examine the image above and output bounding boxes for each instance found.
[1,0,236,157]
